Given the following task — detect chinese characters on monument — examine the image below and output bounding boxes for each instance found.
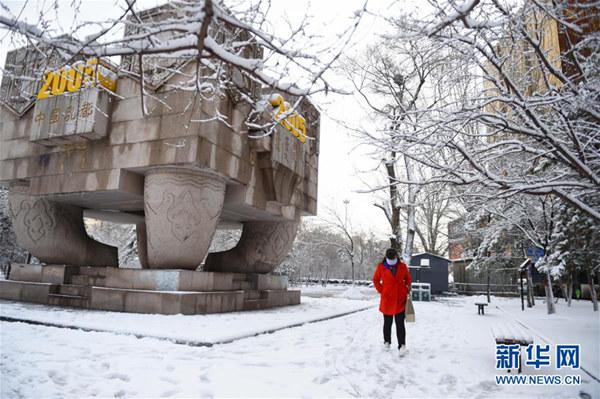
[29,59,116,146]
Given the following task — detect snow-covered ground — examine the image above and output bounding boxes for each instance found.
[1,290,598,398]
[494,296,600,379]
[0,294,374,345]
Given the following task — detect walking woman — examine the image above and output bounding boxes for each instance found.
[372,248,412,354]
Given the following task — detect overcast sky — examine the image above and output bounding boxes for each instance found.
[0,0,417,239]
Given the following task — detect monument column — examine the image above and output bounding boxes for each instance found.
[135,222,149,268]
[143,167,226,269]
[204,221,299,274]
[8,185,118,266]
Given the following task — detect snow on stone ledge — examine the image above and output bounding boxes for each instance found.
[0,296,375,345]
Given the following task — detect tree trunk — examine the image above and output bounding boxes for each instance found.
[588,268,598,312]
[567,272,573,307]
[385,152,403,251]
[545,272,556,314]
[402,155,417,265]
[520,273,525,311]
[560,283,567,303]
[487,268,491,303]
[526,265,535,307]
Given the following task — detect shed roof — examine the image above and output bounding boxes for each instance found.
[411,252,451,262]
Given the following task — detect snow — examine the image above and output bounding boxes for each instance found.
[338,285,369,300]
[494,296,600,377]
[0,296,373,345]
[490,321,533,344]
[1,294,599,398]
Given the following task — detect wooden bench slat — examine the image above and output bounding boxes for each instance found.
[491,322,533,345]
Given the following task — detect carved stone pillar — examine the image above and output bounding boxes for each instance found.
[8,189,118,266]
[144,168,226,269]
[135,222,149,268]
[204,221,299,274]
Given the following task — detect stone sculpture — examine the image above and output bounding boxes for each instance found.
[0,4,319,314]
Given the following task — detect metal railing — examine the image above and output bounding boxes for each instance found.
[453,282,519,296]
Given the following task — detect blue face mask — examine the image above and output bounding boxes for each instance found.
[384,257,398,275]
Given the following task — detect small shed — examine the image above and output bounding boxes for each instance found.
[409,253,450,294]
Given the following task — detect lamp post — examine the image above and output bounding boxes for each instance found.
[343,199,349,228]
[342,199,354,284]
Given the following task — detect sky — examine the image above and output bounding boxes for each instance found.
[0,0,419,240]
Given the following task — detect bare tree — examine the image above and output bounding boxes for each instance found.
[368,0,600,221]
[322,203,358,284]
[375,151,403,251]
[413,182,455,255]
[345,1,598,313]
[277,220,387,284]
[346,38,457,263]
[0,0,365,129]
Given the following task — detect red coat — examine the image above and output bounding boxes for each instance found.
[373,261,412,315]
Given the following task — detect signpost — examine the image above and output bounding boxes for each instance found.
[526,247,545,261]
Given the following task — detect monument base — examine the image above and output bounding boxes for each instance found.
[0,264,300,315]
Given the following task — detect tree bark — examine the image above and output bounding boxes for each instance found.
[545,272,556,314]
[567,271,573,307]
[402,155,417,264]
[385,152,403,251]
[560,283,567,303]
[588,268,598,312]
[526,265,535,307]
[487,267,491,303]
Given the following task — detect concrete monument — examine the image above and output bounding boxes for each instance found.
[0,5,319,314]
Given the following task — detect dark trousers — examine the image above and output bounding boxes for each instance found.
[383,312,406,347]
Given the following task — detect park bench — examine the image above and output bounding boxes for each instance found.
[473,295,488,315]
[475,302,488,315]
[491,323,534,373]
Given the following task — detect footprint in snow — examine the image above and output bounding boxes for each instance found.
[470,380,500,392]
[160,389,179,397]
[313,375,330,385]
[107,373,131,382]
[47,370,67,386]
[439,374,457,391]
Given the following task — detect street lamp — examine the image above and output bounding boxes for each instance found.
[343,199,349,227]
